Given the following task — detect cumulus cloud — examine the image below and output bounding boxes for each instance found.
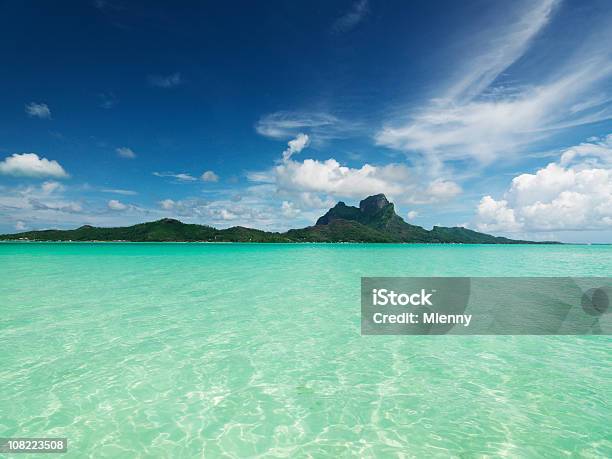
[107,199,128,211]
[15,221,27,231]
[281,201,301,218]
[290,192,336,210]
[157,197,278,227]
[0,181,154,231]
[248,133,461,208]
[25,102,51,119]
[0,153,69,178]
[332,0,369,33]
[476,136,612,232]
[201,170,219,182]
[159,199,176,210]
[153,171,197,181]
[0,181,83,222]
[406,211,418,220]
[275,158,460,204]
[274,135,460,203]
[426,180,462,201]
[276,158,404,198]
[219,209,237,220]
[116,147,136,159]
[148,73,182,88]
[476,196,522,232]
[282,133,310,161]
[559,134,612,167]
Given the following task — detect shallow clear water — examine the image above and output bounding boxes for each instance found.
[1,243,611,458]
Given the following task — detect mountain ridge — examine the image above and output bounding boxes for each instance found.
[0,194,556,244]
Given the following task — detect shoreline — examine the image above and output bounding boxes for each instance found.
[2,240,608,245]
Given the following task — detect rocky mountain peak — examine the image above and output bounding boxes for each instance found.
[359,194,391,215]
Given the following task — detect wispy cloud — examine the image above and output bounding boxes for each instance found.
[282,133,309,161]
[98,92,118,109]
[446,0,558,102]
[201,170,219,182]
[25,102,51,119]
[0,181,83,229]
[157,196,284,228]
[107,199,128,211]
[0,181,154,231]
[93,0,112,10]
[375,0,612,170]
[332,0,369,34]
[100,188,138,195]
[256,110,359,144]
[116,147,136,159]
[148,72,182,88]
[153,171,197,182]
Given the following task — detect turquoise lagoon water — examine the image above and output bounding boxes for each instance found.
[0,243,611,458]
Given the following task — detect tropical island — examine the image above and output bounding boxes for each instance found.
[0,194,555,243]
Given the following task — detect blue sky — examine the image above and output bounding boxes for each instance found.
[1,0,611,242]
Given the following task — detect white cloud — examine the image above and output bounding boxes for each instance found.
[332,0,369,33]
[248,134,461,208]
[159,199,175,210]
[276,158,402,197]
[255,111,355,143]
[41,181,64,194]
[426,180,462,201]
[246,170,275,183]
[275,158,460,204]
[559,134,612,167]
[407,211,418,220]
[99,92,118,109]
[282,133,309,161]
[0,153,69,178]
[25,102,51,119]
[476,136,612,232]
[15,221,26,231]
[156,196,281,228]
[281,201,301,218]
[476,196,522,232]
[219,209,237,220]
[101,188,138,195]
[290,192,336,210]
[148,73,182,88]
[153,171,197,181]
[0,182,82,218]
[446,0,558,102]
[107,199,128,211]
[201,170,219,182]
[0,182,155,231]
[375,0,612,167]
[116,147,136,159]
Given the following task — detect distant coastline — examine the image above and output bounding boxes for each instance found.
[1,240,573,245]
[0,194,559,244]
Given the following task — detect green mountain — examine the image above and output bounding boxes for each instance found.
[287,194,538,243]
[0,194,552,243]
[0,219,286,242]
